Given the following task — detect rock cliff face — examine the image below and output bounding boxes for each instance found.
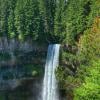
[0,37,46,99]
[0,37,47,53]
[0,78,42,100]
[0,37,47,66]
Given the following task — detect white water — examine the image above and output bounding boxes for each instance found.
[42,44,60,100]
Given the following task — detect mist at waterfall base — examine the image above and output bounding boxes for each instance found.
[42,44,60,100]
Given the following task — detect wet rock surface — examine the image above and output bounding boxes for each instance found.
[0,38,46,100]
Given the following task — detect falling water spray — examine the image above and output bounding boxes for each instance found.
[42,44,60,100]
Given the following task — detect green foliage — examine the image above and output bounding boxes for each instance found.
[8,0,17,38]
[0,0,10,36]
[54,0,100,44]
[87,0,100,27]
[0,94,4,100]
[54,0,91,44]
[74,60,100,100]
[78,17,100,62]
[24,64,43,77]
[15,0,40,40]
[0,0,99,43]
[58,17,100,99]
[57,9,100,99]
[62,51,78,63]
[56,66,81,90]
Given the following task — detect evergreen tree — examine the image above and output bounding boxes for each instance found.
[8,0,17,38]
[14,0,26,40]
[0,0,10,37]
[24,0,40,40]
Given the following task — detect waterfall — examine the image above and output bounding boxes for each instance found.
[42,44,60,100]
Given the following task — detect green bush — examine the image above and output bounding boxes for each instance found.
[24,64,43,77]
[78,17,100,62]
[74,60,100,100]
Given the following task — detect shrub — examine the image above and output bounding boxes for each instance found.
[78,17,100,62]
[74,60,100,100]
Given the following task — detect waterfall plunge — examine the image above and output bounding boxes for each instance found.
[42,44,60,100]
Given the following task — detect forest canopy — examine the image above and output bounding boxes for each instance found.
[0,0,100,100]
[0,0,99,43]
